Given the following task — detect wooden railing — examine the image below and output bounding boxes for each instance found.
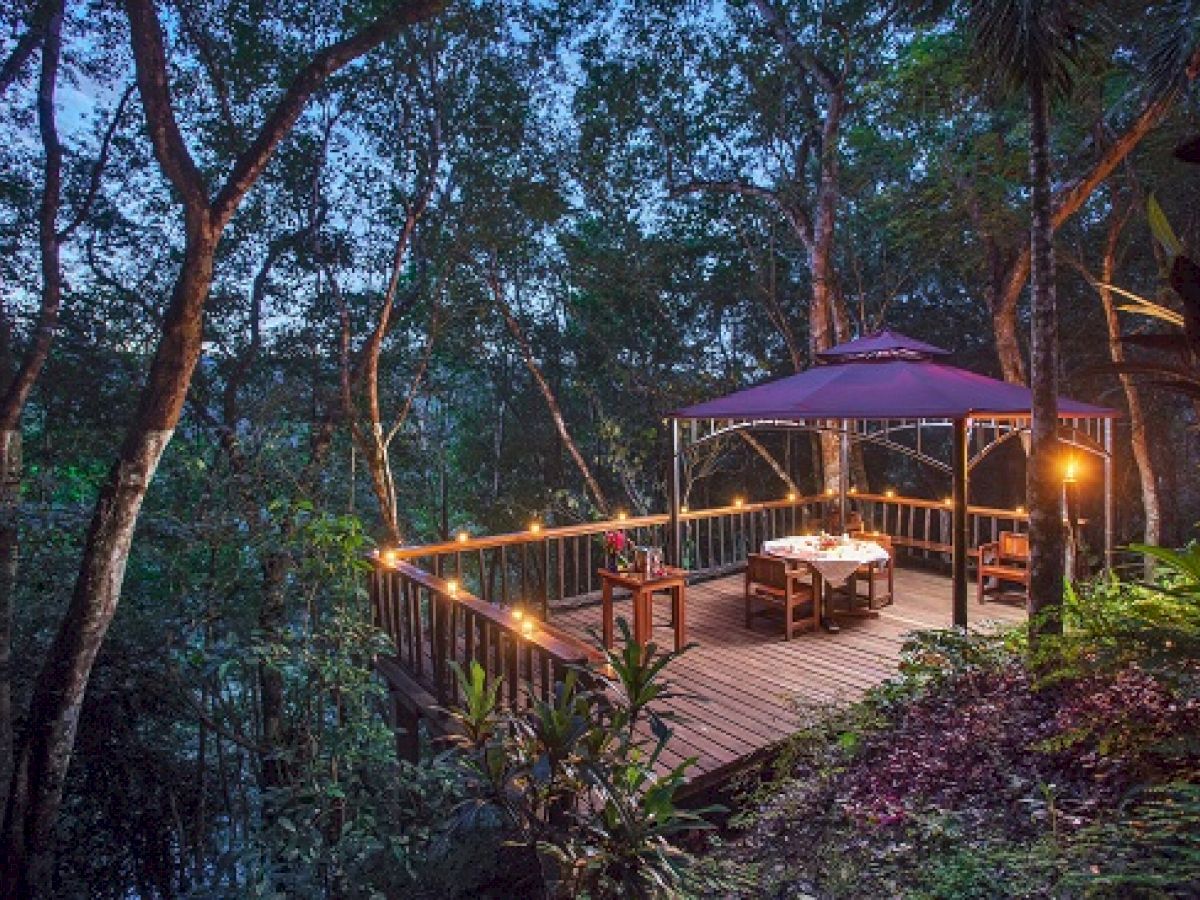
[370,493,1029,756]
[849,492,1029,558]
[384,493,1029,616]
[370,559,600,715]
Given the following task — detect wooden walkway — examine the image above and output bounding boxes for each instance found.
[551,566,1026,793]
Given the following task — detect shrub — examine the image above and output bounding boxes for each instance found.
[444,619,720,899]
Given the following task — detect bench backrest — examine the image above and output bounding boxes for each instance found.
[999,531,1029,559]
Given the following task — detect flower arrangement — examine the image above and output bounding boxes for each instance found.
[603,530,631,571]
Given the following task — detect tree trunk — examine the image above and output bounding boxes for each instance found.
[0,433,15,821]
[1096,205,1161,551]
[1025,74,1065,640]
[0,0,65,830]
[258,552,289,789]
[491,272,610,516]
[1,225,216,896]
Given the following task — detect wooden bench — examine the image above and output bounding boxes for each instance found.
[977,531,1029,604]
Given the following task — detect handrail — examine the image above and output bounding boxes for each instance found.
[377,493,1032,621]
[370,557,601,716]
[386,496,821,560]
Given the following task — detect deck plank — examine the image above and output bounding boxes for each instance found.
[551,565,1025,791]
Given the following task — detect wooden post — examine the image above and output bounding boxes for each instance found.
[669,418,682,567]
[1103,418,1114,573]
[952,417,969,628]
[838,420,849,528]
[393,693,419,763]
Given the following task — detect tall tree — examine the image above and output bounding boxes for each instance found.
[965,0,1097,639]
[0,1,445,893]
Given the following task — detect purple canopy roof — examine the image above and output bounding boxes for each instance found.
[818,329,950,360]
[672,331,1118,421]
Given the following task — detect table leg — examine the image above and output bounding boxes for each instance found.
[602,581,614,649]
[633,588,650,646]
[673,584,686,650]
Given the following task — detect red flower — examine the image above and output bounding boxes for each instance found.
[604,530,628,554]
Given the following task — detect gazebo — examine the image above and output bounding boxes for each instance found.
[666,331,1120,626]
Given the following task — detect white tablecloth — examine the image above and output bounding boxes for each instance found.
[762,536,890,587]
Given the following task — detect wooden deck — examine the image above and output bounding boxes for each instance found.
[552,566,1026,793]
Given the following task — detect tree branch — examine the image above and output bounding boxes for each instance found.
[211,0,446,225]
[123,0,210,213]
[0,0,50,97]
[57,82,136,242]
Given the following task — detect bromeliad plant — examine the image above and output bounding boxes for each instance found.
[603,529,632,571]
[443,619,717,899]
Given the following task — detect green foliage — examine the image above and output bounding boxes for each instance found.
[1038,543,1200,689]
[444,621,718,899]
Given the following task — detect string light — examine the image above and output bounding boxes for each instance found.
[511,607,524,622]
[456,530,469,543]
[617,510,628,522]
[943,497,953,506]
[520,618,535,638]
[447,579,459,596]
[786,491,796,502]
[733,497,744,508]
[680,505,689,514]
[529,522,542,534]
[380,549,398,567]
[885,489,896,499]
[1016,505,1026,515]
[848,486,858,495]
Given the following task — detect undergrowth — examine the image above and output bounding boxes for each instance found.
[714,545,1200,899]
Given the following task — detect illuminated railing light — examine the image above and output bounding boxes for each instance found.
[380,549,398,567]
[885,489,896,499]
[733,497,744,508]
[456,530,469,543]
[786,491,797,502]
[447,579,459,596]
[529,522,542,534]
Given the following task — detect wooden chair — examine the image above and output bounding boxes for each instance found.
[824,508,863,535]
[745,553,818,640]
[977,531,1030,603]
[852,533,894,609]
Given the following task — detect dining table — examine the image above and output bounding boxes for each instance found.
[761,534,892,630]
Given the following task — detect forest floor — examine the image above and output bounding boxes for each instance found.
[700,626,1200,899]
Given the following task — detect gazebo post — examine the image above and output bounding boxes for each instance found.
[838,419,849,528]
[669,418,682,567]
[952,417,970,628]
